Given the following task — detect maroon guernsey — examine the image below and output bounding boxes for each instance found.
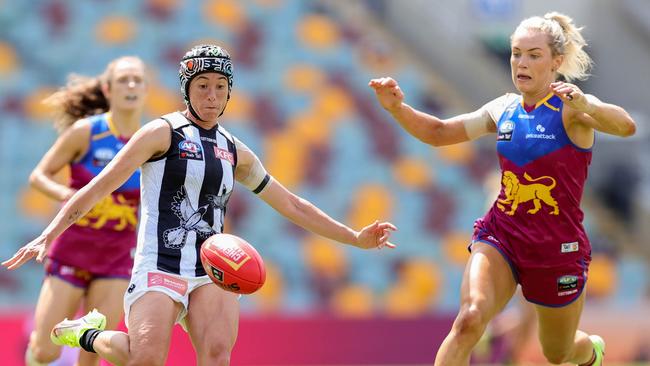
[47,114,140,280]
[473,93,593,306]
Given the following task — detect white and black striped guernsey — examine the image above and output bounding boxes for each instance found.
[134,112,237,277]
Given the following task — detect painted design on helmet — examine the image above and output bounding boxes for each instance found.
[179,44,233,106]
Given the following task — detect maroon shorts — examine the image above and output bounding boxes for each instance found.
[470,219,590,307]
[45,257,130,289]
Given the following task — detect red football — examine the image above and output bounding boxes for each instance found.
[200,234,266,294]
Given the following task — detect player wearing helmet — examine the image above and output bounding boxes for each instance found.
[4,44,397,366]
[179,44,233,119]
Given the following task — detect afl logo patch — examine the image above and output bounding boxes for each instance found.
[92,148,116,167]
[498,120,514,141]
[179,140,203,160]
[557,275,579,296]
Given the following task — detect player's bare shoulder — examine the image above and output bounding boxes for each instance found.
[140,118,174,159]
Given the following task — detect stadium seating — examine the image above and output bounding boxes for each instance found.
[0,0,645,317]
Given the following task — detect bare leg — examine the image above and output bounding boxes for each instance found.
[508,296,536,364]
[435,242,517,365]
[535,292,595,364]
[27,276,84,365]
[90,330,130,366]
[471,289,537,365]
[92,291,181,366]
[186,284,239,366]
[77,278,129,366]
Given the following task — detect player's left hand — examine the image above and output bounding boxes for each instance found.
[355,220,397,250]
[550,81,595,114]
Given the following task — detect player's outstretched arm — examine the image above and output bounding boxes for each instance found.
[369,77,495,146]
[259,179,396,249]
[234,140,396,249]
[2,120,170,270]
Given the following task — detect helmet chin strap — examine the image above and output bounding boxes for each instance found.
[188,103,207,122]
[187,94,230,122]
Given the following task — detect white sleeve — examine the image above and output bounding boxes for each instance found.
[461,93,519,140]
[481,93,520,126]
[234,137,272,194]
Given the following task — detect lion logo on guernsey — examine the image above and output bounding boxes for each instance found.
[76,194,137,230]
[496,171,559,216]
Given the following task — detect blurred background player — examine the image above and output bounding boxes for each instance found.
[23,56,147,366]
[4,44,397,366]
[370,11,636,366]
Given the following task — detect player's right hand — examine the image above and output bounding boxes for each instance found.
[368,77,405,113]
[354,220,397,250]
[2,234,50,270]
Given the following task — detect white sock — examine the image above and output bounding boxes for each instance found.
[25,347,49,366]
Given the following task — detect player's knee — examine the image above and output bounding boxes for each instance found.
[454,305,487,337]
[201,339,233,366]
[542,347,571,365]
[204,352,231,366]
[28,343,61,364]
[127,350,166,366]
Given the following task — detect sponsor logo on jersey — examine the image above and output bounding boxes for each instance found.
[526,124,555,140]
[200,136,218,144]
[214,147,234,165]
[179,140,203,160]
[497,120,514,141]
[147,272,188,295]
[557,275,579,296]
[518,114,535,119]
[526,133,556,139]
[59,264,76,276]
[561,241,579,253]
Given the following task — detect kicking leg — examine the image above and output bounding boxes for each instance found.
[77,278,129,366]
[51,291,181,366]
